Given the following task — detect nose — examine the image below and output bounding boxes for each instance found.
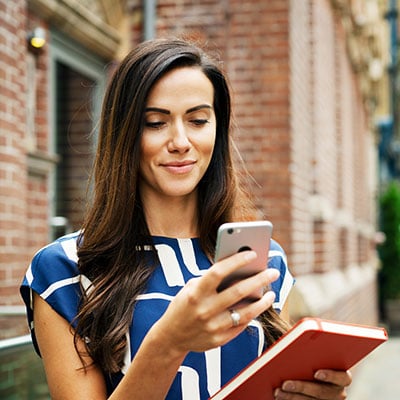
[167,120,191,153]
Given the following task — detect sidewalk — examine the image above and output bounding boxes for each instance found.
[347,334,400,399]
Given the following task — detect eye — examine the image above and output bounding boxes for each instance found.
[145,121,165,129]
[190,119,209,127]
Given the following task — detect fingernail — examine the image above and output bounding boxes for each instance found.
[282,381,295,391]
[264,291,276,302]
[267,268,280,280]
[315,370,327,381]
[274,388,287,399]
[244,251,257,261]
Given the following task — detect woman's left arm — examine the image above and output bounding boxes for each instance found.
[275,300,352,400]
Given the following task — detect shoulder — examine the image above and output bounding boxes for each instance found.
[33,231,80,263]
[23,232,81,295]
[20,232,85,356]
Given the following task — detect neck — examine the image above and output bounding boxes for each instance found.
[142,193,199,238]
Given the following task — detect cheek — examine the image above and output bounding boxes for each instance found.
[138,142,155,180]
[201,126,217,157]
[206,141,216,162]
[139,135,161,164]
[206,132,217,160]
[203,128,222,170]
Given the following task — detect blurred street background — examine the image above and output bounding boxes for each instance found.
[348,334,400,399]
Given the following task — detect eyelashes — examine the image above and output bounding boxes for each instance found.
[144,119,210,130]
[145,121,165,129]
[191,119,210,126]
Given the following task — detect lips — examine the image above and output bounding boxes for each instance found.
[161,160,196,174]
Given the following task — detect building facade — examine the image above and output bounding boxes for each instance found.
[0,0,389,339]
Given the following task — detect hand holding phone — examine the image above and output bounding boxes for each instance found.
[214,220,273,302]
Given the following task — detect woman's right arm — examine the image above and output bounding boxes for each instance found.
[33,292,189,400]
[33,292,108,399]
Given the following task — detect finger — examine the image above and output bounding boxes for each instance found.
[225,289,277,329]
[314,369,352,387]
[274,388,315,400]
[202,250,258,290]
[276,379,348,400]
[227,309,241,328]
[219,267,279,310]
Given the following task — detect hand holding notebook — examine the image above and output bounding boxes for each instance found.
[210,318,388,400]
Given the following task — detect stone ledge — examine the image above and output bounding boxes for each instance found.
[27,150,59,176]
[288,262,378,321]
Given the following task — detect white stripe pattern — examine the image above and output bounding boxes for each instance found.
[268,249,287,264]
[26,264,33,285]
[178,238,207,276]
[156,244,186,286]
[61,238,79,262]
[179,365,200,400]
[274,272,294,309]
[136,292,175,302]
[205,347,221,396]
[40,276,81,300]
[248,319,265,356]
[271,249,294,310]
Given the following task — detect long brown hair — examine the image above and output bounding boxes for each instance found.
[76,38,288,374]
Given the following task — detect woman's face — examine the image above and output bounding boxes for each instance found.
[139,67,217,203]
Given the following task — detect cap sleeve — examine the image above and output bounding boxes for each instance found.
[20,233,88,355]
[268,239,294,313]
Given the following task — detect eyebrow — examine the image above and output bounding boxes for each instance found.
[145,104,212,115]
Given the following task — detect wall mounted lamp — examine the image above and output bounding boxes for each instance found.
[27,27,46,50]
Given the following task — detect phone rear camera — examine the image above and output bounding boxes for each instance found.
[238,246,252,252]
[227,228,234,234]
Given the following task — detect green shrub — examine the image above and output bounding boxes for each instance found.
[378,181,400,301]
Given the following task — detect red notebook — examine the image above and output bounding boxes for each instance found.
[209,317,388,400]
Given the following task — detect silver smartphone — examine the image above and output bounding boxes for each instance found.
[215,220,273,301]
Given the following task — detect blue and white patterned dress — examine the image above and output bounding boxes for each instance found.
[20,232,294,399]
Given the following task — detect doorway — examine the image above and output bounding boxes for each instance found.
[50,31,106,239]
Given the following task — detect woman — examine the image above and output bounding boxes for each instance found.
[21,38,351,399]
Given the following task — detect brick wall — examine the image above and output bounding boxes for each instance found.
[311,0,339,273]
[0,3,52,338]
[286,0,378,323]
[289,0,315,274]
[0,0,29,306]
[25,12,51,262]
[228,0,292,250]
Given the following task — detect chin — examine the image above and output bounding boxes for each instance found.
[161,184,198,198]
